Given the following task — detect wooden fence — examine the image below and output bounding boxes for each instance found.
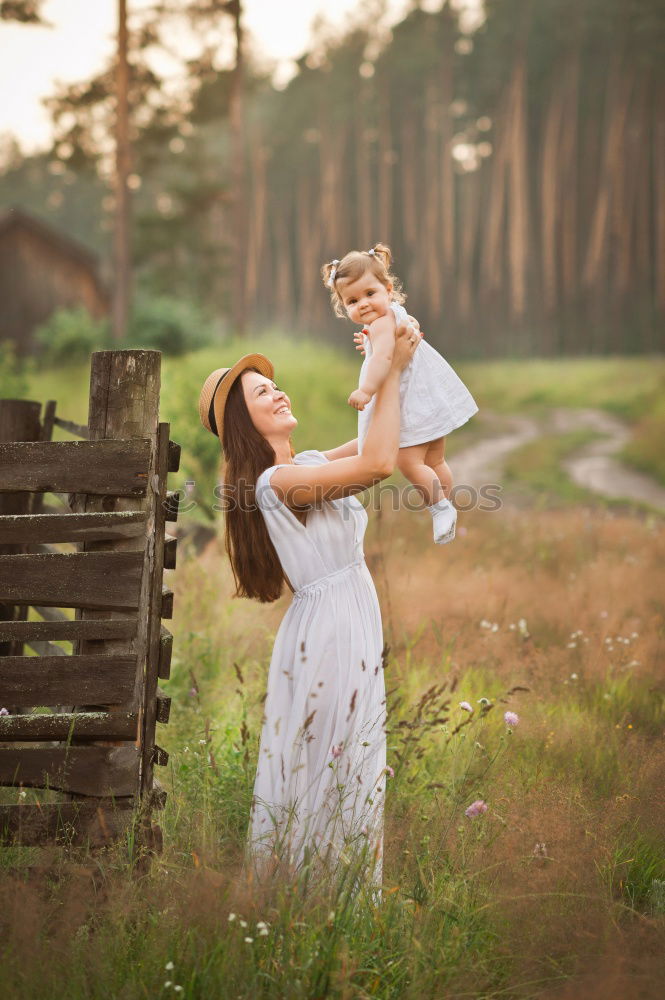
[0,350,180,852]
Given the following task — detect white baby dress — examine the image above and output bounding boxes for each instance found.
[357,301,478,452]
[249,449,387,889]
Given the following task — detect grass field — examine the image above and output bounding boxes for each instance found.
[2,347,664,998]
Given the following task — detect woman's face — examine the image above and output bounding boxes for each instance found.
[241,370,297,439]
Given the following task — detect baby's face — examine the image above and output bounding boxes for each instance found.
[338,271,393,327]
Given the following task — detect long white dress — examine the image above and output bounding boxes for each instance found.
[358,301,479,452]
[248,449,387,888]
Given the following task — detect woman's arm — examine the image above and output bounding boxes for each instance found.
[270,324,417,506]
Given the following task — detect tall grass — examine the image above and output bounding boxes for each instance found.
[2,497,664,998]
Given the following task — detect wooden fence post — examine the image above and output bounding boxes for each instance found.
[72,352,163,829]
[0,400,42,657]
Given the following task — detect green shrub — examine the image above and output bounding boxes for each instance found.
[0,341,32,396]
[127,296,214,356]
[33,306,109,366]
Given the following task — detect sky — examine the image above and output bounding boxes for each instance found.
[0,0,434,153]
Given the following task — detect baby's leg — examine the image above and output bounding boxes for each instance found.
[424,437,453,499]
[396,443,441,507]
[399,437,457,545]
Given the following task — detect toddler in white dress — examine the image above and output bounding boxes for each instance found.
[321,243,478,544]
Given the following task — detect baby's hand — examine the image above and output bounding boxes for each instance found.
[348,388,372,411]
[353,328,369,356]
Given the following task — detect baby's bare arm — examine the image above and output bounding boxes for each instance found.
[359,315,396,396]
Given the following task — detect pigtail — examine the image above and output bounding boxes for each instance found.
[321,259,340,289]
[370,243,393,272]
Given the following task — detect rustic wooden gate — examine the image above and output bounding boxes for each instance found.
[0,350,180,851]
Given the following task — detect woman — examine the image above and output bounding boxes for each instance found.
[198,321,420,890]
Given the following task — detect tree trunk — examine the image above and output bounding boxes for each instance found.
[424,79,441,316]
[507,54,529,324]
[229,0,247,337]
[112,0,131,344]
[244,121,267,318]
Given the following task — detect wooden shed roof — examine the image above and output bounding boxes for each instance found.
[0,206,103,275]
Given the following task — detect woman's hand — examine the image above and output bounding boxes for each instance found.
[354,316,422,357]
[392,321,421,372]
[353,328,368,356]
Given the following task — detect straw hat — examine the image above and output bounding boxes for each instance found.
[198,353,274,440]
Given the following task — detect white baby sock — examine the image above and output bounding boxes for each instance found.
[428,498,457,545]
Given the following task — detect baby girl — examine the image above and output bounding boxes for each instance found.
[321,243,478,544]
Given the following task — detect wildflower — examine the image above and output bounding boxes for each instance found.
[518,618,529,637]
[188,687,197,696]
[174,989,183,995]
[164,982,172,989]
[480,619,491,629]
[331,743,343,758]
[165,961,174,971]
[477,697,490,706]
[258,926,269,936]
[491,623,499,632]
[198,739,206,745]
[465,799,488,818]
[459,701,474,713]
[244,936,254,944]
[385,765,395,778]
[567,642,577,649]
[227,913,236,922]
[570,673,578,680]
[239,919,248,928]
[504,711,519,727]
[0,707,8,716]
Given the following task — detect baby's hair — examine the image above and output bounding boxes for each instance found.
[320,243,406,319]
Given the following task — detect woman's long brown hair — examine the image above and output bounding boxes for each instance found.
[221,368,287,603]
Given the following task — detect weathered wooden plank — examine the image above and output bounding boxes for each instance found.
[0,746,140,796]
[52,416,89,439]
[160,587,174,619]
[0,551,143,611]
[164,491,180,522]
[0,710,139,741]
[0,653,136,706]
[0,510,147,545]
[0,799,135,846]
[153,745,169,767]
[168,440,181,472]
[0,439,150,495]
[163,535,177,569]
[155,687,171,724]
[158,626,173,680]
[0,617,137,642]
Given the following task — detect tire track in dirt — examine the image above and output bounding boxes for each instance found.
[451,408,665,510]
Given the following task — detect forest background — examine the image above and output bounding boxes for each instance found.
[1,0,664,359]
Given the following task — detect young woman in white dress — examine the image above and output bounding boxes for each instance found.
[198,320,420,891]
[322,244,478,545]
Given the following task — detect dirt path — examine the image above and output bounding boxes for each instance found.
[452,408,665,510]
